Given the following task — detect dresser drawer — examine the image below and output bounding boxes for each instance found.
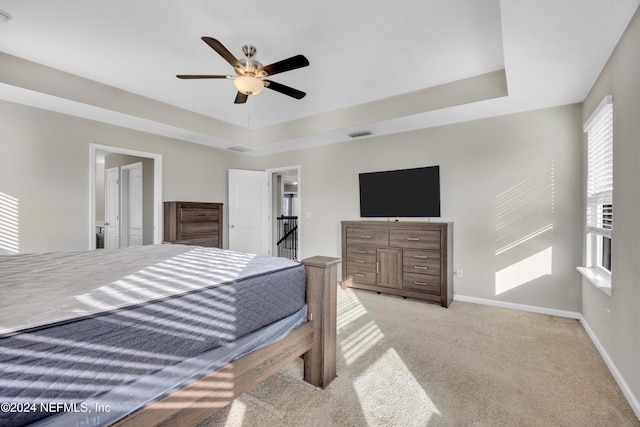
[346,246,376,267]
[346,265,376,285]
[390,229,440,250]
[346,227,388,246]
[179,221,219,238]
[403,272,440,294]
[172,235,218,247]
[165,202,224,250]
[403,250,441,275]
[180,206,220,222]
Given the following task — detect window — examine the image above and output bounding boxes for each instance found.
[579,95,613,294]
[600,203,612,271]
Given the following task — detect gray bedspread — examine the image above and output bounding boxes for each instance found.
[0,245,306,426]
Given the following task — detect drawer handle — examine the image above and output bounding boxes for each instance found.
[355,273,366,277]
[413,281,428,286]
[360,235,372,239]
[195,213,207,216]
[414,266,428,270]
[407,237,421,241]
[196,227,209,231]
[413,255,428,259]
[354,259,366,264]
[355,250,366,254]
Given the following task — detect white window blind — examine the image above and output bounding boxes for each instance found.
[584,96,613,238]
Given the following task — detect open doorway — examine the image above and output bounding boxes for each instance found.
[269,167,300,260]
[89,144,163,250]
[227,166,301,259]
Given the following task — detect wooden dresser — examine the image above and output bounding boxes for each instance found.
[164,202,223,248]
[341,221,453,307]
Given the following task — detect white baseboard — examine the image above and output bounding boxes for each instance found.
[579,315,640,420]
[453,294,640,421]
[453,294,581,319]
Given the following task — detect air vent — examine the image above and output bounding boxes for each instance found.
[227,145,253,153]
[348,130,372,138]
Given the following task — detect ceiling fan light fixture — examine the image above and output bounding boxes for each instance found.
[234,76,264,95]
[178,38,309,104]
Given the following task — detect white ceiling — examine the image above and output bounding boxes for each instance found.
[0,0,638,154]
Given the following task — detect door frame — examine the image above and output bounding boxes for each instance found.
[89,143,162,250]
[267,165,302,260]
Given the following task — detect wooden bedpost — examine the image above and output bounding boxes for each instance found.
[301,256,341,388]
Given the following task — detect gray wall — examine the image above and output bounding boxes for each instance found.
[581,6,640,413]
[0,100,241,253]
[0,97,584,312]
[247,105,584,313]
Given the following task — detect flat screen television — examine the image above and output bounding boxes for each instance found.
[359,166,441,218]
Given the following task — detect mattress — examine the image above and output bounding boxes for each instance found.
[0,245,306,426]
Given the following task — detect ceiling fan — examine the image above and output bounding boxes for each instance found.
[177,37,309,104]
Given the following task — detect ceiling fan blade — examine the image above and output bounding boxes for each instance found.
[202,37,242,68]
[234,92,249,104]
[176,74,232,79]
[263,80,306,99]
[259,54,309,77]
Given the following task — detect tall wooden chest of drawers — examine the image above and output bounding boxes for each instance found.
[341,221,453,307]
[164,202,223,248]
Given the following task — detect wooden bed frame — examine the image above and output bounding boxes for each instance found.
[112,256,340,427]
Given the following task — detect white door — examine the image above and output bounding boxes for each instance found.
[123,162,143,246]
[104,167,120,249]
[228,169,269,255]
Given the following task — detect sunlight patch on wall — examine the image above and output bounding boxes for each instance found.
[0,192,19,254]
[495,163,555,255]
[354,348,440,424]
[495,247,553,295]
[495,223,553,256]
[495,163,555,295]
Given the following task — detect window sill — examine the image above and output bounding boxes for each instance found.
[577,266,612,296]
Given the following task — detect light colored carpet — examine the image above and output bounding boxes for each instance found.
[199,287,639,426]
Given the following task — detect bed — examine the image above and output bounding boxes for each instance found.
[0,245,339,426]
